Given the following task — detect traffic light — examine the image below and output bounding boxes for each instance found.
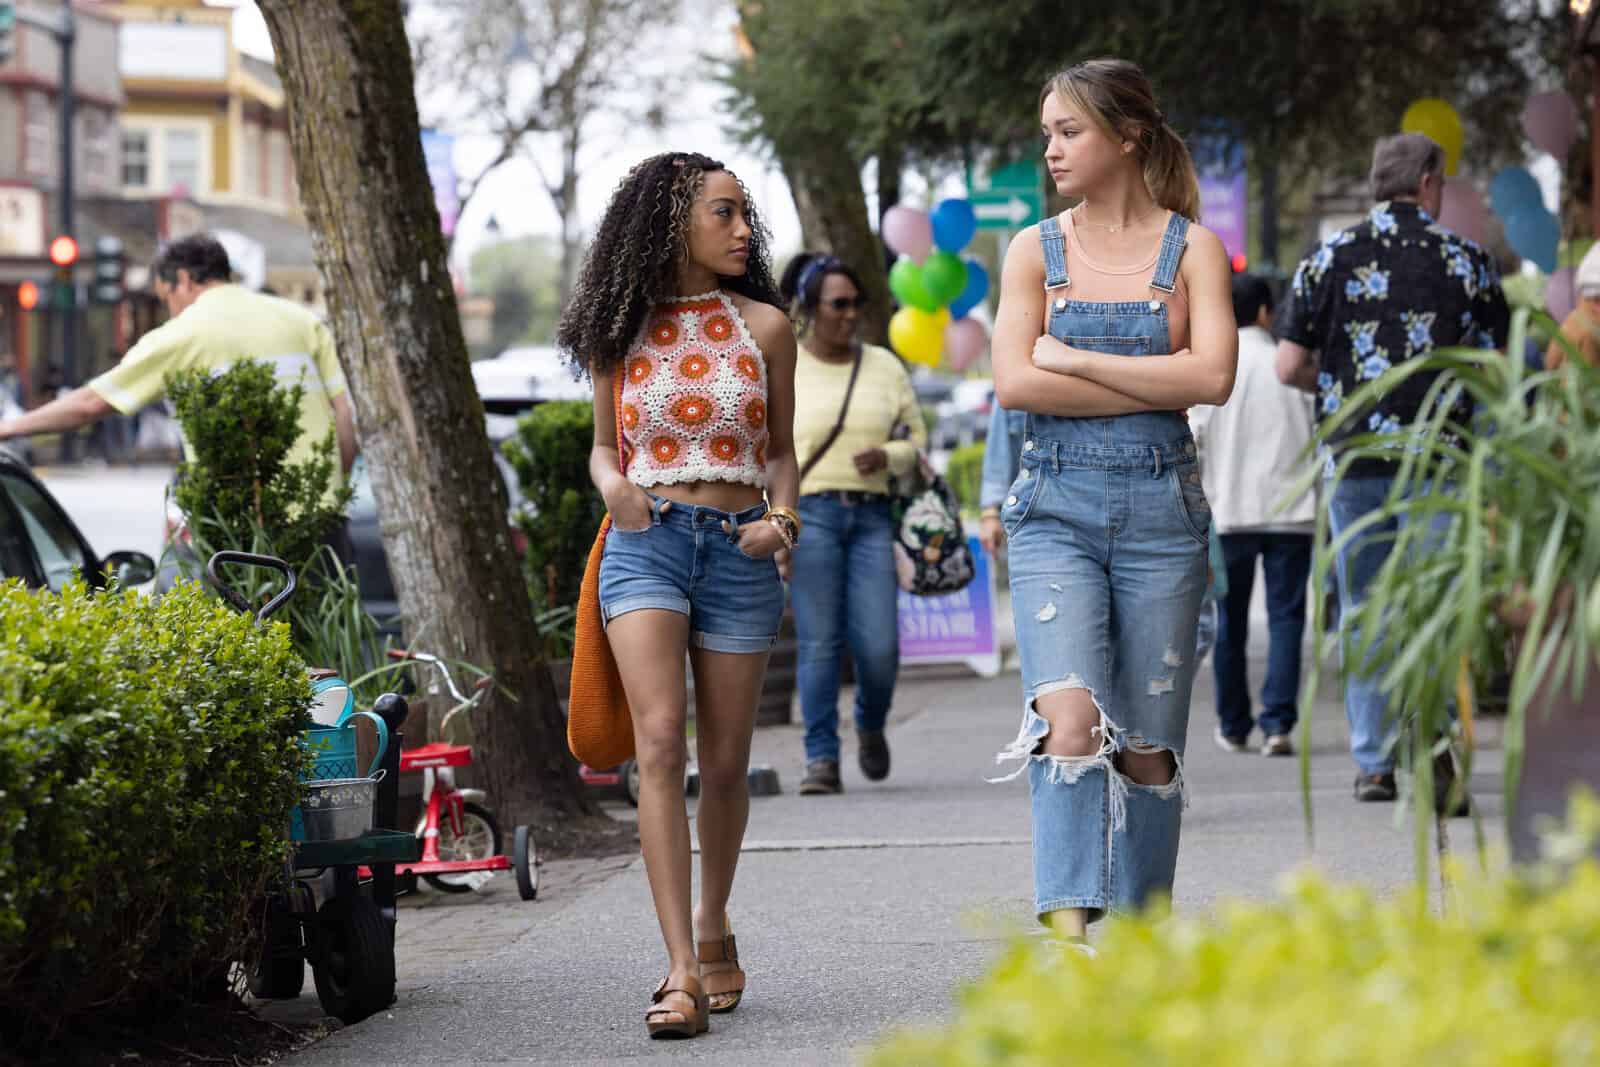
[17,280,40,311]
[0,2,15,66]
[92,236,124,304]
[49,234,77,311]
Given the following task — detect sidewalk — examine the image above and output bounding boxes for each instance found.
[279,634,1505,1066]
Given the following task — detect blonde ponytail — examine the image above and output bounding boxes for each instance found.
[1145,122,1200,221]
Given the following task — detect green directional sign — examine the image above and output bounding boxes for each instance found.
[967,159,1044,230]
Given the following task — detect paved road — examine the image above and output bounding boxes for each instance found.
[280,645,1505,1066]
[35,461,174,564]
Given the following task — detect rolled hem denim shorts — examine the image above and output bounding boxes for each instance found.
[599,492,784,655]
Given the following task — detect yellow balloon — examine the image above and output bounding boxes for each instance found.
[890,307,949,366]
[1401,97,1463,176]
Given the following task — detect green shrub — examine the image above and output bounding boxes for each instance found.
[0,579,311,1046]
[945,442,985,516]
[501,400,603,657]
[166,361,385,697]
[871,794,1600,1067]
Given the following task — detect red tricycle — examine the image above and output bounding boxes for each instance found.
[387,649,539,901]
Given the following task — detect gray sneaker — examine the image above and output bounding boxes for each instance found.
[1261,733,1294,757]
[799,759,842,795]
[1213,726,1250,754]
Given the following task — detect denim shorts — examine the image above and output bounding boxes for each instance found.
[598,492,784,654]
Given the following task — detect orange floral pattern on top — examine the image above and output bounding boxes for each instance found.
[619,290,769,488]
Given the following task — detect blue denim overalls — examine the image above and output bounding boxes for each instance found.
[994,212,1211,923]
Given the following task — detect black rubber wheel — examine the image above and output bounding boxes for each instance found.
[246,895,305,1000]
[513,825,539,901]
[310,893,395,1024]
[419,800,502,893]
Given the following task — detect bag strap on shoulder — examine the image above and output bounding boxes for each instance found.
[798,345,864,484]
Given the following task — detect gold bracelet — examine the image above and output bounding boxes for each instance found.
[767,505,802,540]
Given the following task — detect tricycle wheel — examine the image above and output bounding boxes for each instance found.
[514,825,539,901]
[623,759,640,807]
[310,893,395,1023]
[419,800,501,893]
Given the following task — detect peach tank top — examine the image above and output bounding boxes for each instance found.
[1060,211,1191,349]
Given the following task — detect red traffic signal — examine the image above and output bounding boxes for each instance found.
[17,280,39,310]
[48,235,79,267]
[1230,253,1248,274]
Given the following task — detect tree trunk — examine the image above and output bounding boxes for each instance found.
[257,0,605,848]
[778,139,890,346]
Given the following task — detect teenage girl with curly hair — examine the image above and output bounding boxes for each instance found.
[558,152,798,1039]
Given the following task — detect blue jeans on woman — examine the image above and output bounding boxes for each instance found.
[792,493,900,763]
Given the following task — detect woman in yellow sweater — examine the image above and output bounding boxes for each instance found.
[780,253,927,795]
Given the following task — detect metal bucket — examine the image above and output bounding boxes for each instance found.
[298,771,385,843]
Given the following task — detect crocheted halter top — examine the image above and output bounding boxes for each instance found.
[618,290,770,488]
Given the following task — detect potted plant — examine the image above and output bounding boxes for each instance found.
[1299,306,1600,863]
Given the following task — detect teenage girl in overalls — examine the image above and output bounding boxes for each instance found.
[989,58,1238,945]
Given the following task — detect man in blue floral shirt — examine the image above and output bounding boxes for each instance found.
[1275,132,1508,806]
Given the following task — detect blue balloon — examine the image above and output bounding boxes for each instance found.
[949,258,990,319]
[1489,167,1543,220]
[930,198,978,253]
[1503,206,1560,274]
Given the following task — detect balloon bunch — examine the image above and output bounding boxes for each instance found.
[1411,92,1578,280]
[881,199,991,371]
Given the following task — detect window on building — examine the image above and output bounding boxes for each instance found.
[23,92,51,178]
[266,132,287,205]
[121,129,150,188]
[242,122,262,199]
[84,112,113,189]
[164,128,201,195]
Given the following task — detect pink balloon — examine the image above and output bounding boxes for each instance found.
[1438,181,1488,246]
[944,317,989,371]
[1547,266,1577,323]
[882,205,933,262]
[1521,91,1580,162]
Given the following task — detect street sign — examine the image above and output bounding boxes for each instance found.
[967,159,1044,231]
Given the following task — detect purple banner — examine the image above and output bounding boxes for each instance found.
[1195,140,1248,260]
[897,537,997,661]
[421,129,459,237]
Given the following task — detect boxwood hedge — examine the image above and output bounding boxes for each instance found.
[0,579,311,1046]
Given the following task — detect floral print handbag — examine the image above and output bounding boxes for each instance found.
[889,449,976,596]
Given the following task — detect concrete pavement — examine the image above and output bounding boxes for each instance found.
[279,634,1506,1066]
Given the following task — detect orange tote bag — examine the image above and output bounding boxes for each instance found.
[566,375,635,769]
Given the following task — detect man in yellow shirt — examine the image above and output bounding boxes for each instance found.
[0,234,356,483]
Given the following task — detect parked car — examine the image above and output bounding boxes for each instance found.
[472,345,590,417]
[0,445,156,591]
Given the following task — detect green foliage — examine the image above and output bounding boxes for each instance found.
[1297,306,1600,870]
[945,442,985,515]
[168,360,352,568]
[0,579,311,1045]
[469,235,563,354]
[501,400,604,657]
[166,361,386,696]
[872,792,1600,1067]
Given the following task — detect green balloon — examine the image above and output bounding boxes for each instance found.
[889,257,939,312]
[922,251,968,306]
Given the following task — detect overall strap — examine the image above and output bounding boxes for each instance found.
[1149,213,1190,294]
[1038,216,1070,291]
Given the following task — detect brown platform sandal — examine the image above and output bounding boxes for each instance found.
[698,926,746,1013]
[646,974,709,1039]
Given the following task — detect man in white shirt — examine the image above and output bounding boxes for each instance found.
[1190,275,1316,756]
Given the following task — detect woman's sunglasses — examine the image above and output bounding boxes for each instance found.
[822,296,868,311]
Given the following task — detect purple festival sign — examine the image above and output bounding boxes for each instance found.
[897,536,1002,676]
[1194,138,1248,261]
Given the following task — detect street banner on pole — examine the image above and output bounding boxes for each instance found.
[1192,137,1248,262]
[897,536,1002,677]
[421,129,459,237]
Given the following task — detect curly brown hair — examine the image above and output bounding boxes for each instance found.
[557,152,785,374]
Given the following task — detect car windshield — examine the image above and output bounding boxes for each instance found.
[2,472,89,591]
